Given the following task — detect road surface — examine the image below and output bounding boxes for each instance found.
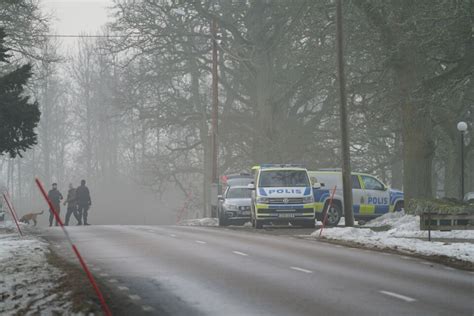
[39,225,473,316]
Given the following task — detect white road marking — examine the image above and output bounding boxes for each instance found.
[400,256,412,260]
[129,294,141,301]
[290,266,313,274]
[232,251,248,256]
[142,305,155,312]
[420,261,433,266]
[108,279,118,283]
[379,290,416,302]
[195,240,207,244]
[118,286,129,291]
[169,234,177,237]
[444,266,455,271]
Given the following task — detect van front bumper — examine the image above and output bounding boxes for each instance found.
[255,203,315,220]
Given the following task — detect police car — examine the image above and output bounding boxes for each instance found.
[248,164,317,229]
[309,170,404,226]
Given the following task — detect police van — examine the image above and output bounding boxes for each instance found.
[308,170,404,226]
[248,164,318,229]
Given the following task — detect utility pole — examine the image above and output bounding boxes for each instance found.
[210,16,219,217]
[336,0,354,226]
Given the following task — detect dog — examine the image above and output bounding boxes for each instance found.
[19,211,44,226]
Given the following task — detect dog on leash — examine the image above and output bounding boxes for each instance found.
[19,211,44,226]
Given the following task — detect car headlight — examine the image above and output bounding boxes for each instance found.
[224,203,239,211]
[303,195,314,203]
[256,197,269,204]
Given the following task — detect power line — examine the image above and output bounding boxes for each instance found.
[42,34,137,38]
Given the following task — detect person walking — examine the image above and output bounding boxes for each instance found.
[48,183,63,226]
[64,183,79,226]
[76,179,91,225]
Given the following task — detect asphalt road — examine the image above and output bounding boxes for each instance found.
[39,225,474,316]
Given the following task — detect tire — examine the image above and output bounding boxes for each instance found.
[394,201,404,212]
[324,203,342,227]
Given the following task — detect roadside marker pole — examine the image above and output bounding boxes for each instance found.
[5,192,21,222]
[2,192,23,237]
[176,192,193,224]
[35,178,112,316]
[319,185,337,237]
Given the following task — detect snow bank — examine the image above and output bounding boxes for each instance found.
[313,212,474,263]
[0,228,72,314]
[363,211,474,239]
[361,211,406,227]
[179,218,219,226]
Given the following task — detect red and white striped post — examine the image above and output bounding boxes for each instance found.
[319,185,337,237]
[35,178,112,316]
[2,192,23,237]
[176,191,193,224]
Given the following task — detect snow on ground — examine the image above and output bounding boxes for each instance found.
[313,212,474,263]
[0,221,72,315]
[179,217,219,226]
[363,211,474,239]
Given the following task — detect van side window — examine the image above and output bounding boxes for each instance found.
[361,175,384,191]
[351,175,361,189]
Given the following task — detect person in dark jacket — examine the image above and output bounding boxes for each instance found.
[48,183,63,226]
[63,183,79,226]
[76,179,91,225]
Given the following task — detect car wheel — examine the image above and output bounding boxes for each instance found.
[394,201,404,212]
[324,203,342,226]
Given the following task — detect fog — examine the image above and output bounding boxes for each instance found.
[1,1,473,225]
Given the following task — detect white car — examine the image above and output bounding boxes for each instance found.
[464,192,474,202]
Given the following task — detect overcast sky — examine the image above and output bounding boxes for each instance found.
[41,0,114,35]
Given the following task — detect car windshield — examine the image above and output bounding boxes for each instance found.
[226,178,253,187]
[226,187,251,199]
[259,170,310,187]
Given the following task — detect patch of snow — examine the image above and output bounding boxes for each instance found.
[363,212,474,239]
[313,213,474,263]
[362,211,406,227]
[179,218,218,226]
[0,228,72,314]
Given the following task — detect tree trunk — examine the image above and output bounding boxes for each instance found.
[396,54,434,201]
[391,131,403,189]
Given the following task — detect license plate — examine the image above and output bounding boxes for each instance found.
[279,214,295,218]
[241,211,251,215]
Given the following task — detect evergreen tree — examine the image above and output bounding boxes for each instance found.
[0,28,40,158]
